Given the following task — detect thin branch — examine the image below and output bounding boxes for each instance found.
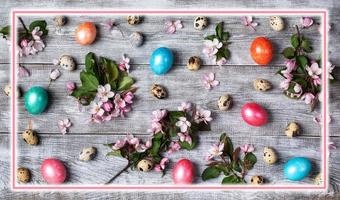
[18,17,29,33]
[105,162,131,185]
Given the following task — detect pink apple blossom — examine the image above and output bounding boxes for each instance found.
[240,144,255,154]
[112,139,126,150]
[66,81,76,93]
[313,113,331,125]
[18,65,30,78]
[301,17,314,28]
[49,69,61,80]
[167,141,181,154]
[216,57,227,66]
[194,106,212,124]
[103,101,114,112]
[241,16,258,31]
[123,91,134,104]
[151,109,167,122]
[177,132,192,145]
[202,72,219,90]
[154,157,169,172]
[90,101,104,116]
[175,117,191,132]
[327,61,335,80]
[97,84,115,102]
[58,118,72,135]
[178,102,192,112]
[302,92,315,104]
[118,54,130,73]
[207,142,224,160]
[165,20,183,34]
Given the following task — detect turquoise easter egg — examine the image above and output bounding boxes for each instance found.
[149,47,174,75]
[284,157,311,181]
[24,86,49,115]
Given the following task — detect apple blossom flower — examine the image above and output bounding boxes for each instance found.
[282,60,297,76]
[148,121,163,134]
[154,157,169,172]
[19,39,33,57]
[202,72,219,90]
[167,141,181,154]
[240,144,255,154]
[66,81,76,93]
[118,54,130,73]
[216,57,227,66]
[194,106,212,124]
[151,109,167,122]
[30,39,45,55]
[203,39,222,57]
[112,139,126,150]
[176,117,191,132]
[178,102,192,112]
[58,118,72,135]
[313,113,331,125]
[97,84,115,102]
[306,62,322,86]
[90,101,104,116]
[165,20,183,34]
[327,62,335,80]
[177,132,192,145]
[31,26,43,40]
[18,65,30,78]
[49,69,61,80]
[280,79,291,90]
[207,142,224,160]
[301,17,314,28]
[302,92,315,104]
[241,16,258,31]
[135,141,152,153]
[293,83,303,97]
[123,91,134,104]
[52,59,60,66]
[103,101,114,112]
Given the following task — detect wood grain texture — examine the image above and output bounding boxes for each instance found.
[1,0,340,199]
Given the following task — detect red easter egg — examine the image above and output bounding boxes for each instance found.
[250,37,273,65]
[41,158,67,184]
[75,22,97,45]
[241,102,268,127]
[172,159,194,184]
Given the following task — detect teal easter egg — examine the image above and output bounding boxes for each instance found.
[149,47,174,75]
[284,157,311,181]
[24,86,48,115]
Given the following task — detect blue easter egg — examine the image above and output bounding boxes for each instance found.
[149,47,174,75]
[24,86,49,115]
[284,157,311,181]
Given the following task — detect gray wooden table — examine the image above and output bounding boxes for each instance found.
[1,0,340,199]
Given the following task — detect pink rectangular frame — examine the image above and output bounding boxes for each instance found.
[10,9,329,191]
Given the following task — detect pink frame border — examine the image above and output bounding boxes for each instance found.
[10,9,328,191]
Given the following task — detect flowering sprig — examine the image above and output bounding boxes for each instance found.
[277,26,334,111]
[104,102,213,184]
[203,22,231,66]
[202,133,257,184]
[70,52,136,123]
[7,17,49,57]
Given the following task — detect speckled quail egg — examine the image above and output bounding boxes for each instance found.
[59,55,76,71]
[54,16,67,27]
[250,175,264,185]
[269,16,284,32]
[314,173,323,185]
[187,56,201,71]
[253,79,272,91]
[129,32,144,47]
[22,129,39,145]
[79,147,97,161]
[137,159,153,172]
[194,16,208,30]
[218,94,232,111]
[127,15,141,25]
[4,84,21,98]
[263,147,278,165]
[285,122,300,138]
[17,167,31,183]
[151,84,167,99]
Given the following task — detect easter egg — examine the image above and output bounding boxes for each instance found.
[149,47,174,75]
[284,157,311,181]
[41,158,67,184]
[75,22,97,45]
[172,159,194,184]
[24,86,48,115]
[250,37,273,65]
[241,102,268,127]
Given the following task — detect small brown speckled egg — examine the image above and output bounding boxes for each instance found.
[269,16,284,32]
[218,94,232,111]
[17,167,31,183]
[263,147,277,165]
[79,147,97,161]
[151,84,167,99]
[22,129,39,145]
[285,122,300,138]
[253,79,272,91]
[250,175,264,185]
[187,56,201,71]
[127,15,141,25]
[137,159,153,172]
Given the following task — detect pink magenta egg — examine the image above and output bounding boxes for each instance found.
[172,159,194,184]
[241,102,268,127]
[41,158,67,184]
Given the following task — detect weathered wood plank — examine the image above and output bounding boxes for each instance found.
[12,15,322,66]
[9,135,332,185]
[1,64,333,136]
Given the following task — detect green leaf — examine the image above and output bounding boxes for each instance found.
[85,52,96,75]
[296,55,308,69]
[301,39,313,53]
[290,34,300,49]
[71,86,96,98]
[220,133,233,158]
[223,48,230,59]
[204,35,216,40]
[0,26,10,38]
[29,20,47,32]
[80,71,99,91]
[117,76,134,91]
[179,136,197,150]
[169,127,178,137]
[231,161,242,173]
[168,111,185,123]
[244,152,257,170]
[282,47,295,59]
[151,137,162,156]
[222,175,242,184]
[215,22,223,40]
[100,57,119,84]
[106,150,123,157]
[202,166,221,181]
[221,32,229,41]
